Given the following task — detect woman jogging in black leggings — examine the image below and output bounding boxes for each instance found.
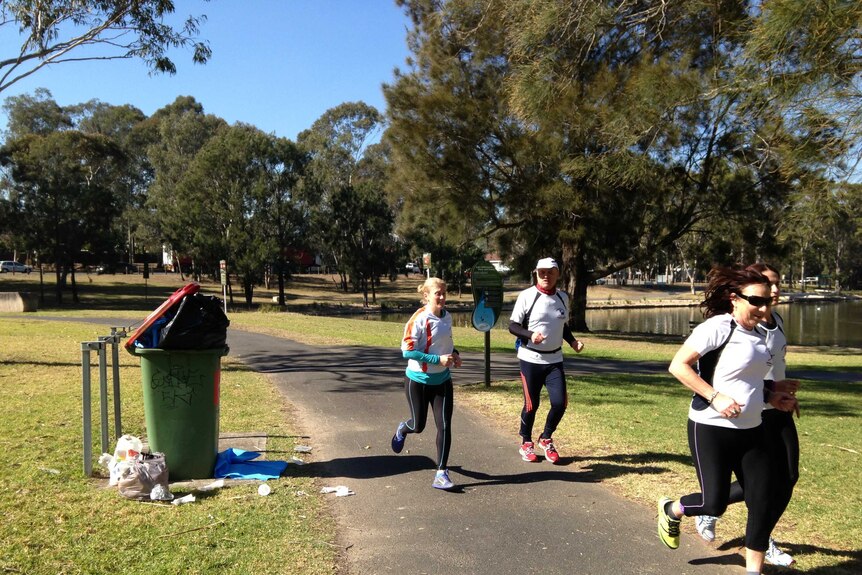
[657,265,798,575]
[390,277,461,490]
[695,263,800,567]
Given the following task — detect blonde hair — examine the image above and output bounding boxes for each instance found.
[418,277,447,303]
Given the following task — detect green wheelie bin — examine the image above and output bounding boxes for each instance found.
[132,347,227,480]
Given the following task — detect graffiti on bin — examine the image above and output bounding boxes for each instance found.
[150,365,205,408]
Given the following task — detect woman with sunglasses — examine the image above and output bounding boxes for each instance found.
[694,263,799,566]
[656,265,798,575]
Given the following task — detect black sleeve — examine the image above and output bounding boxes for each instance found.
[509,321,532,340]
[563,323,576,346]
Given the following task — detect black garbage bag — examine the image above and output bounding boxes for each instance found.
[159,293,230,350]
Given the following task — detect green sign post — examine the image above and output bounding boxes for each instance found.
[470,262,504,387]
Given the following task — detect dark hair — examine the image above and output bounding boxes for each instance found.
[746,262,780,277]
[700,265,771,318]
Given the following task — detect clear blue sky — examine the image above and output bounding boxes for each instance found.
[0,1,413,140]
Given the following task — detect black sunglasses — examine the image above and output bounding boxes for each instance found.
[736,293,772,307]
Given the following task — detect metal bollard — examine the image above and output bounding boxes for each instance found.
[81,340,104,477]
[81,327,128,477]
[110,327,126,438]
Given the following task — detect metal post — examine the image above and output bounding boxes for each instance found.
[484,331,491,387]
[96,339,109,455]
[81,342,95,476]
[110,328,124,439]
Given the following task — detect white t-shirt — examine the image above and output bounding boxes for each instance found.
[758,311,786,411]
[510,286,569,365]
[759,311,786,381]
[686,314,772,429]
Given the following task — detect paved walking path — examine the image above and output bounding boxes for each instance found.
[227,328,742,575]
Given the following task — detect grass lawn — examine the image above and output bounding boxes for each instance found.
[2,272,859,573]
[0,318,337,575]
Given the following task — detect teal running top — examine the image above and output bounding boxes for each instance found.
[403,350,450,385]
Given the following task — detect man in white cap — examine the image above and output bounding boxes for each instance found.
[508,257,585,463]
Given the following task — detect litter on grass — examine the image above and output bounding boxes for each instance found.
[150,484,174,501]
[198,478,226,492]
[172,494,196,506]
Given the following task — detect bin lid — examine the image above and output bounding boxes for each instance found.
[125,282,200,350]
[130,346,228,357]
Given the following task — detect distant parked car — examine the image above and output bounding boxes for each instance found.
[96,262,138,275]
[405,262,421,274]
[0,260,32,273]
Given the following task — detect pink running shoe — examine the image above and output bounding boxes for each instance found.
[538,437,560,464]
[519,441,539,462]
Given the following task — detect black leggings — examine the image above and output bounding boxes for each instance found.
[726,409,800,525]
[519,360,567,442]
[402,377,453,470]
[680,420,777,552]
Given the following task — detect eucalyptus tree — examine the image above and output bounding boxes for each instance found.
[1,88,72,138]
[73,100,150,262]
[298,102,396,303]
[0,130,126,303]
[172,123,275,307]
[1,89,145,283]
[260,136,308,307]
[144,96,226,277]
[1,0,211,94]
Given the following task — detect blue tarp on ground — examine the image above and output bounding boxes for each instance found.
[213,448,288,480]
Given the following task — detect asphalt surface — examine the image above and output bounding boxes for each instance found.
[226,328,745,575]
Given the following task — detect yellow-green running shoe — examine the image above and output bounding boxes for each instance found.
[657,497,681,549]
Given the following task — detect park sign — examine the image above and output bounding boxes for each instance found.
[470,261,504,332]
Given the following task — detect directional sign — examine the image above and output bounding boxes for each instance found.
[470,261,504,332]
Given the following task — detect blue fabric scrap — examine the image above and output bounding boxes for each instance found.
[214,448,288,480]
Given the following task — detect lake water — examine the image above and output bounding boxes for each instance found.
[375,300,862,347]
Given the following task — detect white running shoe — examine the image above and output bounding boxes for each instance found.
[695,515,718,542]
[765,538,795,566]
[432,469,454,490]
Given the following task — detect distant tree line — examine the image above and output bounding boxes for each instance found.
[0,92,417,307]
[1,0,861,330]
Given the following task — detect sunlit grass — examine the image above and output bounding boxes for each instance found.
[0,318,337,575]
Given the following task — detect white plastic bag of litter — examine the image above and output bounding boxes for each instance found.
[100,434,144,486]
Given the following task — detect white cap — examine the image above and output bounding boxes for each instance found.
[535,257,558,270]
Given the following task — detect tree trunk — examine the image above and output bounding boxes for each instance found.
[364,278,370,307]
[277,257,286,307]
[244,276,254,308]
[172,250,185,281]
[54,266,63,305]
[71,265,79,303]
[561,240,590,332]
[834,243,843,292]
[800,251,807,293]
